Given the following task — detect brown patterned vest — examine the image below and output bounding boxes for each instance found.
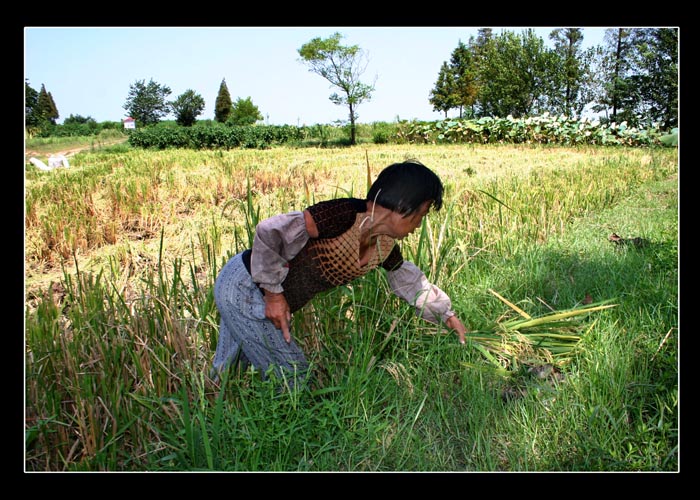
[274,198,403,313]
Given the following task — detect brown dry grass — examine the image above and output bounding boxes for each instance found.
[25,143,672,309]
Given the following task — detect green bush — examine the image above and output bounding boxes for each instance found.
[396,114,676,147]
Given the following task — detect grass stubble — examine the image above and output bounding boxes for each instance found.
[24,143,678,472]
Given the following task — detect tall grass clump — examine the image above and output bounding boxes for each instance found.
[25,144,677,471]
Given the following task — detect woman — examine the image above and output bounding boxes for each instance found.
[211,159,468,386]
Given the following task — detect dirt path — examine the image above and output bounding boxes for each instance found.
[25,147,81,159]
[25,138,129,160]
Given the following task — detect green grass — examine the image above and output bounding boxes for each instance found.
[24,144,678,471]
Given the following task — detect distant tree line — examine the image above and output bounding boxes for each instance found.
[121,77,263,128]
[25,81,58,130]
[25,77,263,137]
[429,27,678,130]
[25,27,677,140]
[24,79,124,137]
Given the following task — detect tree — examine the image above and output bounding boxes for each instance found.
[298,32,375,145]
[593,28,637,125]
[25,80,40,128]
[429,62,458,118]
[215,78,233,123]
[228,97,263,126]
[587,28,677,129]
[47,91,59,123]
[472,28,493,48]
[475,30,529,117]
[171,89,206,127]
[449,41,479,118]
[62,114,98,135]
[468,29,494,117]
[47,90,59,123]
[474,29,554,118]
[629,28,678,129]
[548,28,591,117]
[519,29,559,116]
[123,78,172,126]
[63,114,96,125]
[37,84,59,125]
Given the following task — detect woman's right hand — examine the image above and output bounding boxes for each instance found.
[263,291,292,343]
[445,315,467,345]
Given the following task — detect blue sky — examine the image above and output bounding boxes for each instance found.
[24,26,607,126]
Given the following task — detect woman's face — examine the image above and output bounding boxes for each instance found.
[389,200,432,239]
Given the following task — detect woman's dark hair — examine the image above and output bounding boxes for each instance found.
[366,160,444,215]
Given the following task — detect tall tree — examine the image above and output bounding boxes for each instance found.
[37,84,59,124]
[171,89,206,127]
[548,28,590,116]
[474,28,493,48]
[628,28,678,129]
[47,90,59,123]
[229,97,264,126]
[573,43,602,119]
[25,80,40,128]
[215,78,233,123]
[591,28,678,128]
[449,41,478,118]
[123,79,172,126]
[594,28,637,124]
[519,29,559,116]
[429,61,458,118]
[298,32,375,145]
[476,29,554,118]
[468,29,495,117]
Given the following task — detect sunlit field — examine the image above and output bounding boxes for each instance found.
[24,143,678,471]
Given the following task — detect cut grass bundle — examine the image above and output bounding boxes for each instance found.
[463,289,617,376]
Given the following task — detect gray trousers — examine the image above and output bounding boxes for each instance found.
[211,252,309,385]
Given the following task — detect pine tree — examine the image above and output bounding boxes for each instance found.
[47,91,59,123]
[36,84,57,124]
[215,78,233,123]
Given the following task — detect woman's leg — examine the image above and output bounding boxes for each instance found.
[212,252,309,386]
[210,318,249,381]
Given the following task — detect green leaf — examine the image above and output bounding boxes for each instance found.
[659,128,678,146]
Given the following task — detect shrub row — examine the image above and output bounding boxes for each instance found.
[127,123,306,150]
[397,114,676,147]
[107,115,677,150]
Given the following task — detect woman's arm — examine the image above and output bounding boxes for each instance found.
[386,261,467,344]
[249,209,317,343]
[250,211,311,293]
